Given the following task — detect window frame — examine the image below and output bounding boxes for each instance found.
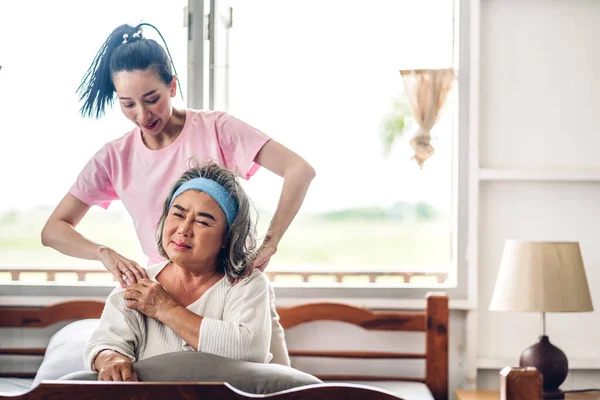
[189,0,473,304]
[0,0,475,309]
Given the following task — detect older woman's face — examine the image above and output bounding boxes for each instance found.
[162,190,227,270]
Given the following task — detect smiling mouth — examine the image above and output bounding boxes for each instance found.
[142,120,159,129]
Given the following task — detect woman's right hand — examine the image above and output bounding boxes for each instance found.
[96,351,138,382]
[97,246,147,288]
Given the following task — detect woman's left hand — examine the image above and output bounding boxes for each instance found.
[253,243,277,272]
[124,279,178,321]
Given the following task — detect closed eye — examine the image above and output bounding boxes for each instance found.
[173,213,184,218]
[121,97,158,108]
[196,220,210,227]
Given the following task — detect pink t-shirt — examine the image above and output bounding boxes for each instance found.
[69,110,271,265]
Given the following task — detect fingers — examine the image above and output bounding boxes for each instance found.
[124,288,141,310]
[135,278,153,287]
[100,248,128,288]
[110,365,134,382]
[132,370,139,382]
[128,262,146,282]
[122,269,137,286]
[253,252,272,271]
[123,289,141,301]
[113,263,133,288]
[254,245,276,271]
[121,366,135,382]
[253,255,265,268]
[115,273,127,289]
[99,368,119,382]
[112,368,123,382]
[105,253,146,287]
[118,263,147,286]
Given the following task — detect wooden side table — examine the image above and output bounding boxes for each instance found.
[454,390,498,400]
[455,390,600,400]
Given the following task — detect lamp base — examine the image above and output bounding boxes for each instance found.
[541,389,565,400]
[519,335,568,400]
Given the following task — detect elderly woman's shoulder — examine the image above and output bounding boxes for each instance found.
[235,269,269,290]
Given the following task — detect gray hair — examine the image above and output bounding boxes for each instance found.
[156,160,258,282]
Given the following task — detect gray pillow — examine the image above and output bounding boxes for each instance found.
[62,352,322,394]
[32,319,100,387]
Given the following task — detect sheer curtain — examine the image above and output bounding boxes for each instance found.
[400,68,455,168]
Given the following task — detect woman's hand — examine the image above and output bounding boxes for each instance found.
[253,242,278,272]
[97,246,147,288]
[95,351,138,382]
[124,279,179,321]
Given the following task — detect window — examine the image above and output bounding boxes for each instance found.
[225,0,460,289]
[1,0,465,297]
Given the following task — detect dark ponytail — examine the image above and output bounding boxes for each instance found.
[77,23,181,119]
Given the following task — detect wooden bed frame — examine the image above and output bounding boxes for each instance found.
[0,293,449,400]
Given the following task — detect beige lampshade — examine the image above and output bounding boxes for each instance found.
[489,240,593,312]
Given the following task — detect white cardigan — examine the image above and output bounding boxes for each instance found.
[84,262,272,369]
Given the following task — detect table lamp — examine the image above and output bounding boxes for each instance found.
[489,240,594,399]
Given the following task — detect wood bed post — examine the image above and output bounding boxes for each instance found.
[425,292,449,400]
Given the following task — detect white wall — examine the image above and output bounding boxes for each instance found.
[6,0,600,398]
[476,0,600,391]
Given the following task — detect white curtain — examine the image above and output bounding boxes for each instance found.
[400,68,455,168]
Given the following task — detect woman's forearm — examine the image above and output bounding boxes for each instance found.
[41,194,105,260]
[41,218,104,260]
[159,305,203,351]
[263,161,316,246]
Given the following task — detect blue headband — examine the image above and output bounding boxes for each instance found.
[168,178,238,226]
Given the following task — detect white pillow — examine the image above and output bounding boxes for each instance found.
[31,319,99,387]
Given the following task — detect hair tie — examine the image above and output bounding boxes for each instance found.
[137,22,184,101]
[122,29,143,44]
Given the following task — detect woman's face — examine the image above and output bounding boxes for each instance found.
[112,69,177,137]
[162,190,228,271]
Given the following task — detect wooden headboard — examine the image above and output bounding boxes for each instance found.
[278,293,449,400]
[0,301,105,361]
[0,293,448,400]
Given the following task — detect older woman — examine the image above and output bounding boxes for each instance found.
[84,161,271,382]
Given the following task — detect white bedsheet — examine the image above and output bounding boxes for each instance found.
[0,378,33,396]
[326,381,434,400]
[0,378,434,399]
